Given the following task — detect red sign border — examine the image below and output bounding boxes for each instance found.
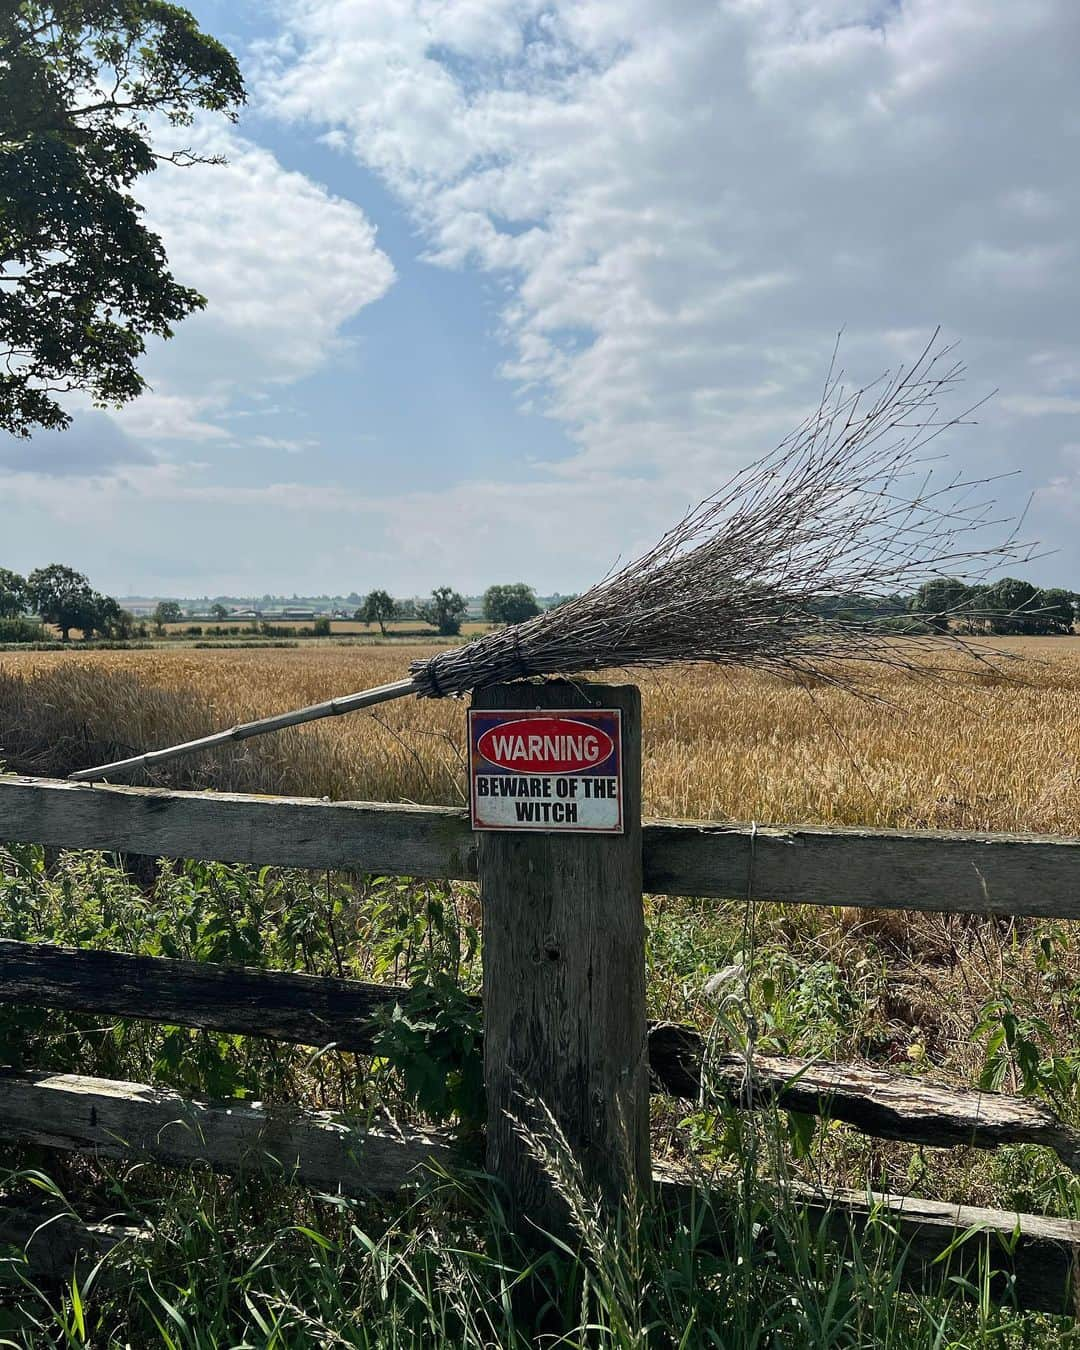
[467,707,624,835]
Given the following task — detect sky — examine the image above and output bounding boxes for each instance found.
[3,0,1079,598]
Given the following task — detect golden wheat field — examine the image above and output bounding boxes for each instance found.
[3,637,1080,833]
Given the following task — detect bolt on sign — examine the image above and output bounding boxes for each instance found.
[468,708,624,833]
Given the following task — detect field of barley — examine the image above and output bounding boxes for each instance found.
[3,637,1080,833]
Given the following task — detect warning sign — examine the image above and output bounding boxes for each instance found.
[468,708,623,834]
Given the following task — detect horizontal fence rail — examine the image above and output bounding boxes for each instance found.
[5,775,1080,917]
[659,1174,1080,1317]
[4,937,1080,1169]
[0,1065,1075,1314]
[0,938,408,1054]
[0,1205,143,1284]
[1,1070,454,1196]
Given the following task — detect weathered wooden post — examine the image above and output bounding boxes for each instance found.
[470,680,648,1234]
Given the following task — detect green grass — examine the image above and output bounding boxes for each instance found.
[5,1158,1071,1348]
[1,846,1078,1345]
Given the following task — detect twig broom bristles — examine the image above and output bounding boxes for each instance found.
[69,337,1032,784]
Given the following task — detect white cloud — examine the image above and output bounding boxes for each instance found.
[101,391,232,443]
[257,0,1080,518]
[109,124,396,445]
[1000,396,1080,418]
[248,435,320,454]
[0,456,675,593]
[0,412,152,477]
[5,121,397,519]
[4,120,396,513]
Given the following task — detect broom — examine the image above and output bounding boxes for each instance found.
[68,337,1030,785]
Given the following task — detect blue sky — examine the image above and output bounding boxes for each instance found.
[3,0,1079,598]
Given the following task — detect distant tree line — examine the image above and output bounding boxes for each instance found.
[0,564,139,641]
[907,578,1077,635]
[350,583,546,636]
[811,578,1078,636]
[6,568,1072,646]
[482,583,540,626]
[351,588,470,636]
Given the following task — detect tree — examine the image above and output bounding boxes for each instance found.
[0,566,27,618]
[483,582,540,627]
[210,602,228,621]
[1032,588,1076,635]
[417,586,467,636]
[84,591,134,638]
[108,602,136,639]
[984,577,1040,635]
[152,599,182,633]
[25,562,94,640]
[0,3,245,436]
[362,588,398,636]
[908,578,974,634]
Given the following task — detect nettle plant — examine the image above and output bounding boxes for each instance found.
[972,926,1080,1108]
[0,845,484,1124]
[371,976,485,1131]
[363,877,485,1129]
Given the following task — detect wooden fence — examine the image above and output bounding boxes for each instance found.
[3,680,1080,1313]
